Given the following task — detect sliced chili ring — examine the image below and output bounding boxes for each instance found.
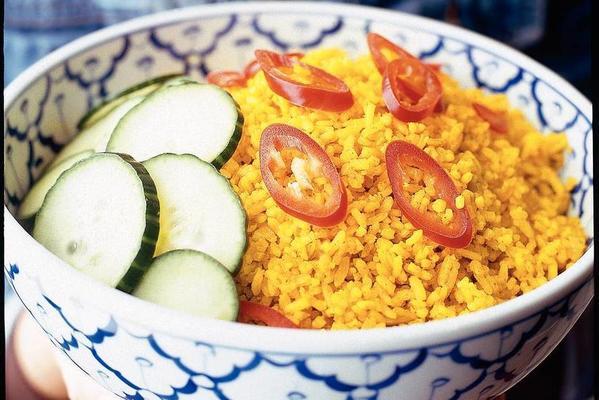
[385,140,473,248]
[238,301,298,328]
[244,52,304,79]
[207,52,306,88]
[254,50,353,112]
[434,98,445,113]
[367,32,442,78]
[367,32,417,74]
[206,70,247,88]
[473,102,508,133]
[426,63,443,73]
[382,58,443,122]
[259,123,347,227]
[243,59,261,79]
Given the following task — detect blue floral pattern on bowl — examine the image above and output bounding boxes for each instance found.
[4,261,594,399]
[3,4,593,400]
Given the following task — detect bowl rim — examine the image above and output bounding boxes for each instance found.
[4,1,594,354]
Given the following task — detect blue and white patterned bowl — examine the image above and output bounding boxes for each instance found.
[3,2,594,399]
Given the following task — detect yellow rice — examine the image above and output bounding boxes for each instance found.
[221,48,587,329]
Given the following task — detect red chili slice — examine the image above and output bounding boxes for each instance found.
[254,50,353,112]
[473,102,508,133]
[382,58,443,122]
[367,32,416,74]
[207,53,305,88]
[244,52,304,79]
[259,123,347,227]
[434,98,445,113]
[367,32,441,75]
[238,301,298,328]
[207,70,247,88]
[426,63,442,72]
[385,140,473,248]
[243,59,261,79]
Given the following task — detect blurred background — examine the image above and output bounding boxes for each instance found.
[3,0,593,399]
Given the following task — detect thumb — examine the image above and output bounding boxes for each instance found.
[54,352,119,400]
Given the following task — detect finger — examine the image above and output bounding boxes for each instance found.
[10,311,68,400]
[55,352,119,400]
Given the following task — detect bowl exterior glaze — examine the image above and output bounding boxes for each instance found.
[4,3,593,399]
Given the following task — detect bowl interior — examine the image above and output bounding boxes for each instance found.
[4,6,593,259]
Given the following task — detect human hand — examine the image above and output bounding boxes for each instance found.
[8,311,118,400]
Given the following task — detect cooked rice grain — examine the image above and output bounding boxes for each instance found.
[222,48,587,329]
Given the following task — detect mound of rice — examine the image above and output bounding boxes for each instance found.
[221,48,587,329]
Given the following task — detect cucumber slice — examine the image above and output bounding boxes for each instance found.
[143,153,247,274]
[133,249,239,321]
[18,150,94,220]
[77,74,182,130]
[33,153,160,292]
[107,83,243,168]
[49,96,144,169]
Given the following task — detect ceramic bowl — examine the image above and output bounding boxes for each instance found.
[4,2,593,399]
